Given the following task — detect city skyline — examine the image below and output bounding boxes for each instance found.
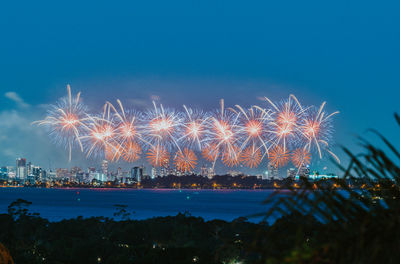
[1,154,333,182]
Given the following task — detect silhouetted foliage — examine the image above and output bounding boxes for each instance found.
[260,113,400,263]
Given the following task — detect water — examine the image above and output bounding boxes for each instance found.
[0,188,280,222]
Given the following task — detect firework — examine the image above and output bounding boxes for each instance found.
[107,100,147,162]
[234,105,273,161]
[240,145,262,168]
[121,141,142,162]
[265,95,305,151]
[146,145,170,167]
[269,145,290,168]
[201,144,219,162]
[36,90,339,170]
[291,148,311,168]
[300,102,339,162]
[142,102,182,151]
[174,148,197,173]
[221,148,241,167]
[179,106,209,150]
[34,85,87,161]
[80,104,118,159]
[204,99,241,166]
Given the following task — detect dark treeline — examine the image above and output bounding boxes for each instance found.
[0,199,343,264]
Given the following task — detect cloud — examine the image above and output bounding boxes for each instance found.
[0,107,70,168]
[4,92,30,108]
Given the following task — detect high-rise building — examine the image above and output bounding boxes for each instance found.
[151,167,157,179]
[287,168,297,179]
[16,158,27,181]
[207,167,215,179]
[267,163,279,179]
[298,164,310,178]
[0,167,8,180]
[101,160,108,176]
[26,162,32,176]
[160,158,170,177]
[131,166,143,182]
[200,165,208,177]
[117,167,122,177]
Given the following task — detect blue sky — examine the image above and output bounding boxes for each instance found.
[0,1,399,174]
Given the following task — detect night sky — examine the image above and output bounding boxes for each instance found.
[0,1,399,174]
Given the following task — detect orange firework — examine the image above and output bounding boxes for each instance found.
[201,144,219,162]
[146,145,170,167]
[269,145,290,168]
[221,146,241,167]
[104,144,122,162]
[174,148,197,173]
[292,148,311,168]
[303,120,320,138]
[121,141,142,162]
[240,146,262,168]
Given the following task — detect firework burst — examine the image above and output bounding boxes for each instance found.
[269,145,290,168]
[204,99,241,167]
[291,148,311,168]
[146,145,170,167]
[265,94,305,151]
[143,102,182,151]
[300,102,339,162]
[179,106,209,150]
[174,148,197,173]
[121,141,142,162]
[34,85,87,161]
[80,103,118,160]
[240,145,262,168]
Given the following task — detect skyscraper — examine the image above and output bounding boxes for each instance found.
[151,167,157,179]
[200,164,208,177]
[101,160,108,176]
[267,163,279,179]
[298,164,310,178]
[207,167,215,179]
[16,158,27,181]
[131,166,143,182]
[287,168,297,179]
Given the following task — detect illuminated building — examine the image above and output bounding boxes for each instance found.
[298,164,310,178]
[207,167,215,179]
[16,158,27,181]
[287,168,296,179]
[309,172,338,180]
[151,167,157,179]
[200,164,207,177]
[101,160,108,176]
[131,166,144,182]
[267,162,278,179]
[227,170,243,177]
